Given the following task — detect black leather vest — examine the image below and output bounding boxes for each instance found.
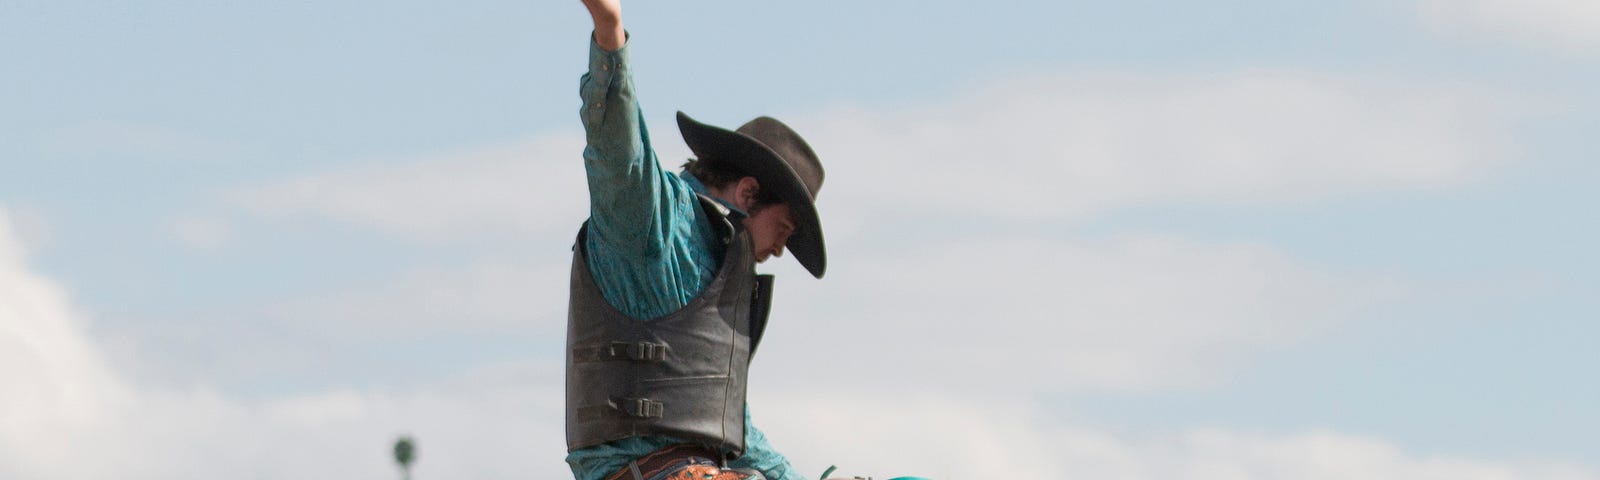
[565,196,775,458]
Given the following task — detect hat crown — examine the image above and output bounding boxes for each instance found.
[735,117,824,199]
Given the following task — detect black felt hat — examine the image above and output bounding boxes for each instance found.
[676,111,826,278]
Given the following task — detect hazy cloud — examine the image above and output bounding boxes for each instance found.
[761,233,1398,393]
[270,259,570,340]
[210,68,1489,393]
[234,132,589,242]
[0,207,133,478]
[794,70,1511,226]
[759,392,1599,480]
[233,70,1515,243]
[1419,0,1600,52]
[16,67,1543,478]
[135,231,1389,396]
[0,207,563,479]
[169,215,234,251]
[41,121,240,162]
[3,207,1591,479]
[0,206,53,253]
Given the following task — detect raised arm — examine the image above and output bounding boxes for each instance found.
[580,0,625,51]
[576,0,710,320]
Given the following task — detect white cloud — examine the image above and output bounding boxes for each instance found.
[0,208,133,478]
[269,259,571,339]
[758,233,1398,394]
[42,121,240,162]
[170,215,233,250]
[0,206,546,478]
[20,68,1537,477]
[3,370,567,480]
[203,68,1506,394]
[794,70,1510,227]
[232,70,1514,243]
[1,206,566,479]
[234,131,590,241]
[100,258,576,387]
[758,392,1598,480]
[115,229,1391,398]
[2,206,53,252]
[3,206,1593,480]
[1419,0,1600,52]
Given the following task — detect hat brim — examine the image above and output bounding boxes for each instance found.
[677,112,826,278]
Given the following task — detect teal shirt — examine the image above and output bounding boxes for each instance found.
[564,34,803,480]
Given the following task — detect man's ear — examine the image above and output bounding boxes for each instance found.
[733,176,761,211]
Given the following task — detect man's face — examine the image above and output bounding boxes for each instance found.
[744,202,795,263]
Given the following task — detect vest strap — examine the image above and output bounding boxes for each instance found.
[576,397,665,421]
[572,341,670,363]
[621,397,665,418]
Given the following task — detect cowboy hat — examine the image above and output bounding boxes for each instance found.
[676,111,826,278]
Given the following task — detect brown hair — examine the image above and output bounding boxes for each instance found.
[682,158,782,207]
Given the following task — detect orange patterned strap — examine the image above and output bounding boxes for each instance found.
[604,444,738,480]
[667,464,757,480]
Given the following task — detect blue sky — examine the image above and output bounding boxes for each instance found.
[3,1,1598,478]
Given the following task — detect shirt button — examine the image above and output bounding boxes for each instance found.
[601,64,609,71]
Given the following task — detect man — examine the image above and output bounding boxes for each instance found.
[563,1,826,480]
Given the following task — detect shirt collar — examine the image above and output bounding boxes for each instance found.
[679,171,749,219]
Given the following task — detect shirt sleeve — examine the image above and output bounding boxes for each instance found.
[578,32,715,319]
[729,406,805,480]
[580,32,667,255]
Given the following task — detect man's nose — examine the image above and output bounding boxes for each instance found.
[772,245,784,258]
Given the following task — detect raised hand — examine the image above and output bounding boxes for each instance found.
[580,0,625,51]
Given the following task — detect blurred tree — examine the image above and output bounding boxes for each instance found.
[393,435,417,480]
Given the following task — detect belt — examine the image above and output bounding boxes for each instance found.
[604,444,722,480]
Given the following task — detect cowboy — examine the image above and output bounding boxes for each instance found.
[563,1,826,480]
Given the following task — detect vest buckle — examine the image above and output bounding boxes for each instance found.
[618,397,664,418]
[609,341,668,362]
